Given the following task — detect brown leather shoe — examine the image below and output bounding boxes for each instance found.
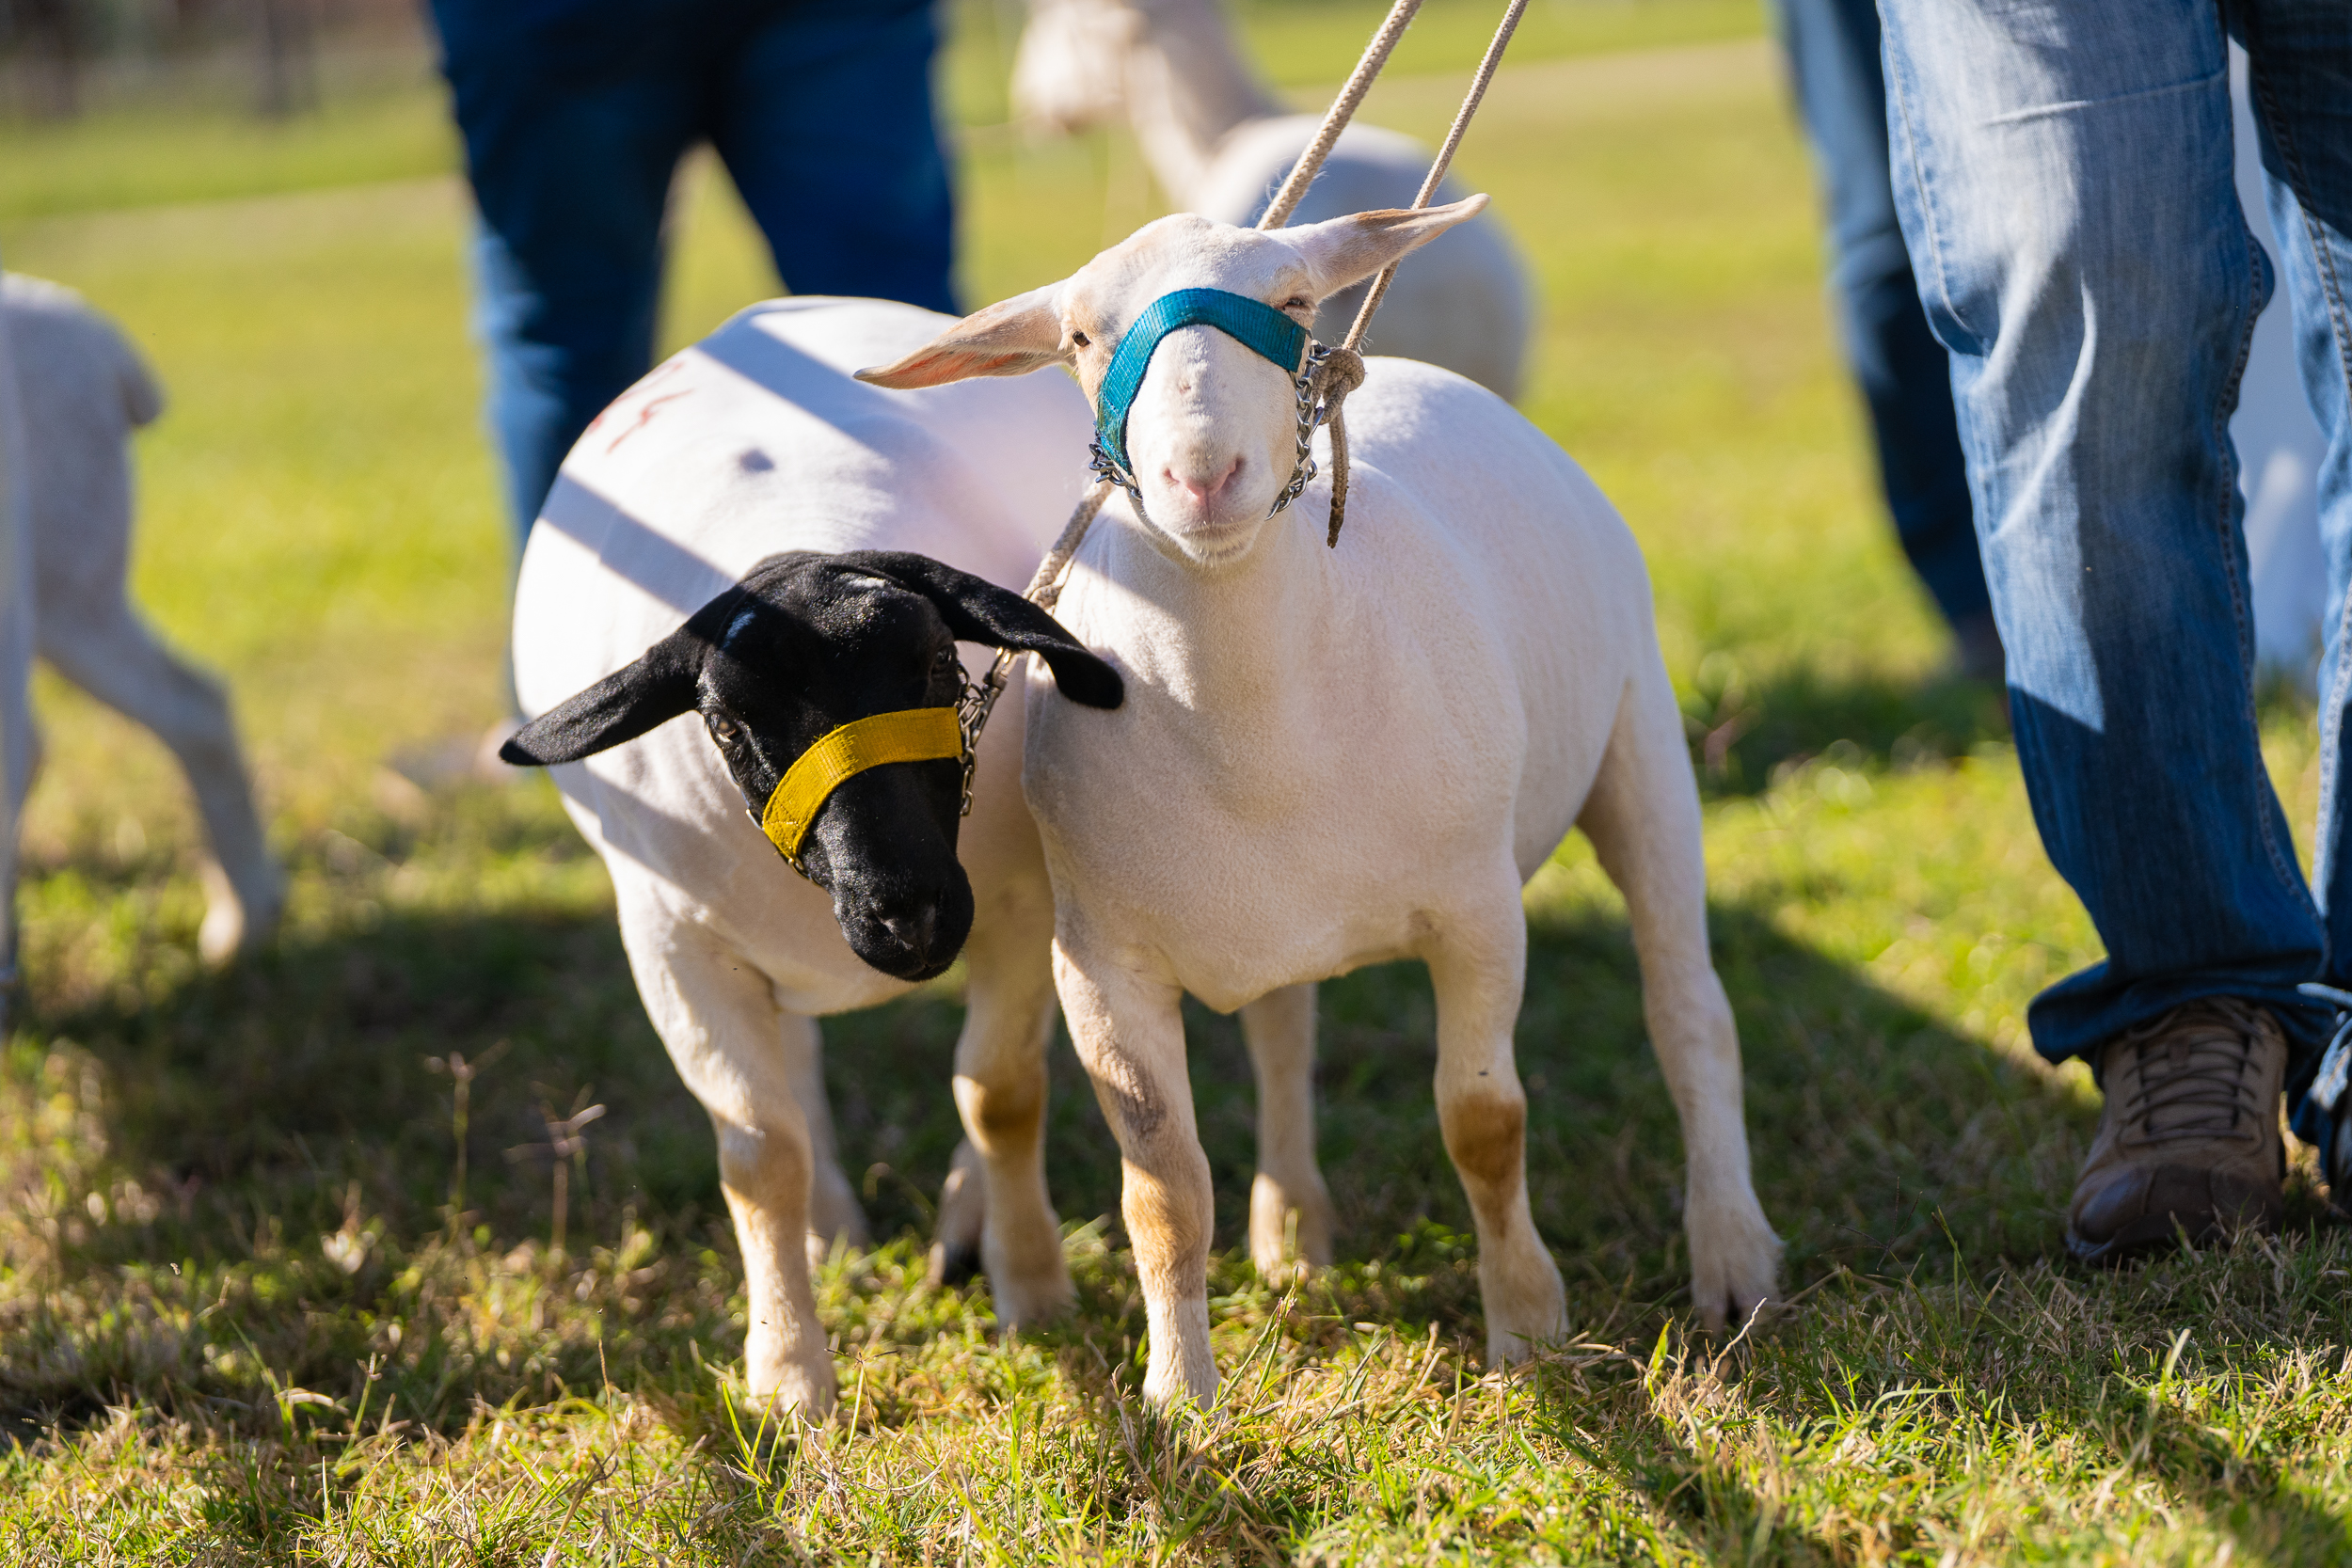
[2065,998,2286,1265]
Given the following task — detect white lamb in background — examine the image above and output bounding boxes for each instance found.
[1013,0,1533,400]
[862,198,1780,1406]
[3,274,282,964]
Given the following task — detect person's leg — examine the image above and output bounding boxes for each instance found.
[1883,0,2324,1063]
[1773,0,1991,663]
[704,0,957,315]
[2233,0,2352,1150]
[428,0,701,546]
[1883,0,2324,1258]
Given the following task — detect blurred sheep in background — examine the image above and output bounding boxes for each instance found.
[4,274,280,964]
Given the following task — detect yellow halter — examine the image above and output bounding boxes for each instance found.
[757,706,964,873]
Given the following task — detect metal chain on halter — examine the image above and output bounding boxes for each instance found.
[1271,340,1338,518]
[1087,438,1142,511]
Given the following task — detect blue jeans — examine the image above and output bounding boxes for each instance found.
[1772,0,1989,632]
[429,0,958,543]
[1880,0,2352,1109]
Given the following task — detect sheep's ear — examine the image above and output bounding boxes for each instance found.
[855,283,1068,388]
[1286,195,1489,301]
[501,627,704,766]
[844,550,1123,710]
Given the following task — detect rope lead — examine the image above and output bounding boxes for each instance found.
[1257,0,1427,232]
[960,479,1116,780]
[1311,347,1367,547]
[1310,0,1530,546]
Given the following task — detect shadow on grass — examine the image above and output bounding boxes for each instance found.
[0,800,2096,1446]
[1680,657,2009,798]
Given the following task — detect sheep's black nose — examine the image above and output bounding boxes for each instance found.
[834,871,970,983]
[881,907,937,967]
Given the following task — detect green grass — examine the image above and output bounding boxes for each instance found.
[6,11,2351,1565]
[0,87,457,224]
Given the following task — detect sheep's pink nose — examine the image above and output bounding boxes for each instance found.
[1166,456,1242,506]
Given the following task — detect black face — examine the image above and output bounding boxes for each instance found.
[502,549,1122,983]
[697,562,973,979]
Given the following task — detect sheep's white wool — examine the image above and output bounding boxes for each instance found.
[1,274,278,966]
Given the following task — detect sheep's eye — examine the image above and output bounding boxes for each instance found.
[1070,330,1090,349]
[707,714,740,743]
[1284,296,1311,312]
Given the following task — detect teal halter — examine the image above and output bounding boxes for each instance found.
[1088,289,1312,497]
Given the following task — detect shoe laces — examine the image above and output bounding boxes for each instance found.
[2111,999,2273,1147]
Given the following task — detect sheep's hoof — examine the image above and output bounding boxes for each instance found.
[929,1237,982,1289]
[739,1368,836,1428]
[197,859,283,967]
[1248,1172,1335,1280]
[1687,1195,1783,1335]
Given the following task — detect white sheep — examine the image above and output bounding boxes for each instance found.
[502,296,1329,1418]
[861,199,1782,1405]
[3,274,280,964]
[1013,0,1533,400]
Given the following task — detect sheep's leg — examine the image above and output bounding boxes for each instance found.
[930,1138,987,1287]
[617,888,834,1418]
[938,903,1072,1325]
[1578,666,1778,1331]
[1240,982,1332,1277]
[1054,937,1215,1407]
[779,1014,869,1270]
[1424,885,1567,1365]
[40,605,279,963]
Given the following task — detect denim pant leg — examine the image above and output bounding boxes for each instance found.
[710,0,956,314]
[1880,0,2328,1067]
[1773,0,1987,630]
[2236,1,2352,1125]
[432,2,700,546]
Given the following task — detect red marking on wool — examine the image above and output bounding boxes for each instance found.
[605,388,693,453]
[587,358,689,443]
